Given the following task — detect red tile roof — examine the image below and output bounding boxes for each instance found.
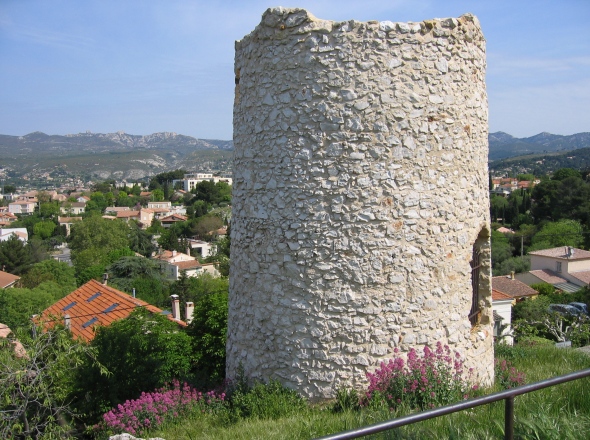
[528,269,569,284]
[492,289,513,301]
[569,270,590,285]
[173,260,201,270]
[0,270,20,288]
[492,276,538,299]
[160,214,187,222]
[39,279,185,342]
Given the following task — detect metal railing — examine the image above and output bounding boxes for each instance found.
[315,368,590,440]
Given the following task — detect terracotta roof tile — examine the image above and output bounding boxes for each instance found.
[492,276,538,299]
[39,279,185,342]
[528,269,569,284]
[173,260,201,270]
[569,270,590,285]
[492,289,513,301]
[0,270,20,288]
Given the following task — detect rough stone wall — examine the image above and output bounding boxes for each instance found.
[228,7,493,399]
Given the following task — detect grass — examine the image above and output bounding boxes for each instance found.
[107,345,590,440]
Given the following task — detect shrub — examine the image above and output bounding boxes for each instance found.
[495,359,526,389]
[364,342,475,411]
[98,380,226,437]
[230,380,307,420]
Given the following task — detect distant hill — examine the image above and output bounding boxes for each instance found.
[489,131,590,161]
[0,131,234,182]
[489,146,590,177]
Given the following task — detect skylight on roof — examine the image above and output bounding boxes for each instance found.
[82,317,98,328]
[63,301,77,311]
[87,292,101,302]
[103,303,119,313]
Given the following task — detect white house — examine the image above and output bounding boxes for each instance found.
[492,289,514,345]
[172,173,233,192]
[8,200,36,215]
[516,246,590,292]
[0,228,28,242]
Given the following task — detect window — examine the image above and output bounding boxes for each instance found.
[556,262,562,273]
[469,247,482,326]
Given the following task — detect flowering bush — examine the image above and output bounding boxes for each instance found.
[495,359,526,389]
[98,380,226,436]
[364,342,476,410]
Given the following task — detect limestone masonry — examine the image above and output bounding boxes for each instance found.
[228,7,493,399]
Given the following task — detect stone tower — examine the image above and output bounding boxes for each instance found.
[228,7,493,399]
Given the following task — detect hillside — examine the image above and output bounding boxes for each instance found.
[0,131,234,182]
[489,131,590,161]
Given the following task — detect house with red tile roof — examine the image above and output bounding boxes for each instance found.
[38,279,186,342]
[160,214,187,228]
[515,246,590,293]
[0,270,20,288]
[0,212,18,227]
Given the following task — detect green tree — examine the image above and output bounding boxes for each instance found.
[151,188,165,202]
[186,289,228,386]
[18,259,76,291]
[32,220,56,240]
[0,326,101,439]
[530,219,584,250]
[0,235,32,275]
[0,286,55,329]
[3,184,16,194]
[128,223,156,257]
[491,229,514,270]
[38,201,60,218]
[551,168,582,181]
[69,216,130,260]
[192,215,224,241]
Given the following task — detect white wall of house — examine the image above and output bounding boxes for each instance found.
[492,299,513,345]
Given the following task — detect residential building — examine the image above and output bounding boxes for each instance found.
[153,250,220,280]
[57,216,82,236]
[516,246,590,292]
[172,173,233,192]
[492,289,513,345]
[0,228,28,242]
[8,200,36,215]
[187,238,213,258]
[148,201,172,210]
[60,202,86,215]
[160,214,187,228]
[0,212,18,227]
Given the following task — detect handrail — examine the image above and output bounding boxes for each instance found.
[314,367,590,440]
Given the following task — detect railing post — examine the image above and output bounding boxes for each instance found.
[504,396,514,440]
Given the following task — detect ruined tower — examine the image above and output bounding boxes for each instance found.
[228,8,493,399]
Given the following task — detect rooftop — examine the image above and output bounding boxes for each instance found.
[492,275,538,299]
[39,279,185,341]
[529,247,590,260]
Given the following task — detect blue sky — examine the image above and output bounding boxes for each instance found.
[1,0,588,140]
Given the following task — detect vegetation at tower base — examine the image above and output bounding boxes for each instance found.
[93,343,590,440]
[71,308,194,424]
